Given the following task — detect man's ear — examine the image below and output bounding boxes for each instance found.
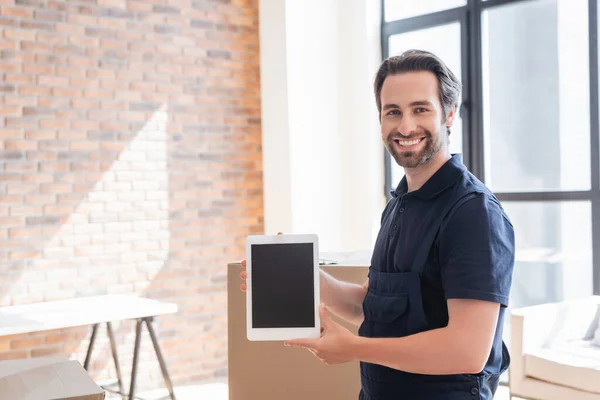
[445,105,456,128]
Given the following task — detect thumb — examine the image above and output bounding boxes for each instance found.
[319,303,333,327]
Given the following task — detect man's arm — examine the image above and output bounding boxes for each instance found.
[351,298,500,374]
[320,269,368,326]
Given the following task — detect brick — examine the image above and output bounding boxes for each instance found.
[5,73,33,85]
[20,20,55,31]
[191,19,213,29]
[85,26,114,38]
[114,90,142,102]
[23,63,53,75]
[0,38,15,49]
[99,0,126,8]
[57,109,84,119]
[4,140,37,151]
[17,87,48,98]
[39,141,69,151]
[31,347,62,358]
[40,183,72,193]
[5,97,35,110]
[38,75,69,87]
[0,105,20,116]
[69,35,97,48]
[0,82,15,92]
[38,98,70,109]
[15,0,44,5]
[0,350,30,360]
[5,117,36,129]
[36,31,66,45]
[24,130,56,140]
[4,162,35,173]
[6,182,36,194]
[0,129,22,141]
[20,41,52,53]
[58,130,87,139]
[34,10,64,22]
[35,54,65,65]
[23,107,54,117]
[38,162,68,172]
[54,44,85,56]
[26,216,59,225]
[68,56,96,68]
[66,13,96,26]
[1,7,33,18]
[52,87,81,97]
[70,141,99,151]
[22,172,52,183]
[84,88,113,99]
[72,98,99,109]
[55,22,85,35]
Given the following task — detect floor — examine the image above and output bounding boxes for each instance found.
[105,383,518,399]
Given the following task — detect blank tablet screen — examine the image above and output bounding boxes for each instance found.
[251,243,315,328]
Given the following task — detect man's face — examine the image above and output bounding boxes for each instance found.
[379,71,454,169]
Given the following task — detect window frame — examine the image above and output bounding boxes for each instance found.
[380,0,600,296]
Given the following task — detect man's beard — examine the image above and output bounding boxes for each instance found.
[385,128,443,169]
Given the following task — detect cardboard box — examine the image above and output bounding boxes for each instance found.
[227,251,371,400]
[0,357,105,400]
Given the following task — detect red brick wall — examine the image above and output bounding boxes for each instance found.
[0,0,263,391]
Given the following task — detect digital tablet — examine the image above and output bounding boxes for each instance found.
[245,234,320,341]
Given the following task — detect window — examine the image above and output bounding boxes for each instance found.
[381,0,600,383]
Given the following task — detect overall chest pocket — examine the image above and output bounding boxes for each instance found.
[362,291,409,338]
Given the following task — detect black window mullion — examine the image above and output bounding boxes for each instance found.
[495,191,594,202]
[588,0,600,295]
[467,0,485,181]
[481,0,536,10]
[382,0,393,199]
[459,11,472,170]
[382,7,467,36]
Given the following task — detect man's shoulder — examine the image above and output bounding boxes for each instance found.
[445,172,513,228]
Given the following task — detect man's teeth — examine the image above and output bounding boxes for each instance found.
[396,139,421,146]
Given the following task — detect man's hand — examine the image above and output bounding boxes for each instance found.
[239,232,283,292]
[284,304,359,365]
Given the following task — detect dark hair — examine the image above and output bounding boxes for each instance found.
[374,49,462,134]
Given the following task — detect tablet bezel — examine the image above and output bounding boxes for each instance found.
[245,233,321,341]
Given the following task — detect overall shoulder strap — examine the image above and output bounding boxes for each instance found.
[412,182,482,275]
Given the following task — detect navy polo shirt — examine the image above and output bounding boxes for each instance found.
[371,154,515,376]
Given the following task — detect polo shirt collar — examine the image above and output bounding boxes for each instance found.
[391,154,466,200]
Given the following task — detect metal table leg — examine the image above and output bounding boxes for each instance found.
[107,321,125,399]
[84,323,99,370]
[128,319,143,400]
[145,317,177,400]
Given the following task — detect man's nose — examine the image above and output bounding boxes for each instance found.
[397,116,417,136]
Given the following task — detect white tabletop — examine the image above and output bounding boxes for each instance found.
[0,295,178,336]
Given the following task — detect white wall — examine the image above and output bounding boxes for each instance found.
[259,0,385,252]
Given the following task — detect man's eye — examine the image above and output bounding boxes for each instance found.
[387,110,400,116]
[415,108,427,113]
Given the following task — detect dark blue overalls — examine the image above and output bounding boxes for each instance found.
[358,155,514,400]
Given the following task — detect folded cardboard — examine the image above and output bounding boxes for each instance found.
[0,357,105,400]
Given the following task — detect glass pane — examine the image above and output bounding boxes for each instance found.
[500,200,593,384]
[388,23,463,187]
[504,201,593,308]
[482,0,590,192]
[384,0,467,22]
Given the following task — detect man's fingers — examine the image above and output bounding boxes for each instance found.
[241,259,246,268]
[240,271,247,280]
[240,283,246,292]
[319,303,333,328]
[285,338,317,348]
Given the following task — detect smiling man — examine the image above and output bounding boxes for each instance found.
[283,50,516,400]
